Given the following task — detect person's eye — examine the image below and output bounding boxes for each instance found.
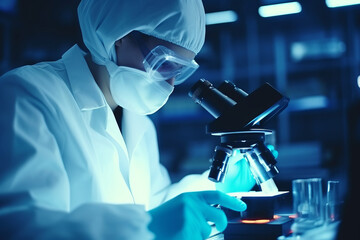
[158,61,182,72]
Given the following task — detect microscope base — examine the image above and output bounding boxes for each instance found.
[224,215,293,240]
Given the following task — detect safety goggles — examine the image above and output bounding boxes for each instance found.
[131,32,199,85]
[142,45,199,85]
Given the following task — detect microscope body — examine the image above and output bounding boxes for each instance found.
[189,79,289,189]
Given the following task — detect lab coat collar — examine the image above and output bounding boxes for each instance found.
[62,45,106,111]
[122,109,153,206]
[122,109,152,161]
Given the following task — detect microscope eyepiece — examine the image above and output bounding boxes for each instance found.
[188,79,236,119]
[217,80,248,102]
[189,79,289,133]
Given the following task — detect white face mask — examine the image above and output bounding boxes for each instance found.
[106,61,174,115]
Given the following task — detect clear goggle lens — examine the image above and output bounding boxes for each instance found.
[143,46,199,85]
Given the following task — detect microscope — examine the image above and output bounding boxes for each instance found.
[188,79,289,193]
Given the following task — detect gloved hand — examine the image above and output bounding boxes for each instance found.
[148,191,247,240]
[215,145,278,193]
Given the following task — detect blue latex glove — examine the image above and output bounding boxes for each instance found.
[148,191,247,240]
[216,145,278,193]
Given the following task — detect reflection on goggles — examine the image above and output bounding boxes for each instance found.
[143,46,199,85]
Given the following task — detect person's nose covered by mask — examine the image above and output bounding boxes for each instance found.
[107,60,175,115]
[77,0,205,115]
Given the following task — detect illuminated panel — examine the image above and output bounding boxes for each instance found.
[241,219,271,224]
[240,215,281,224]
[205,10,238,25]
[258,2,302,18]
[326,0,360,8]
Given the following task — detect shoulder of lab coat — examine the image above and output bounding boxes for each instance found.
[0,45,154,239]
[0,61,72,210]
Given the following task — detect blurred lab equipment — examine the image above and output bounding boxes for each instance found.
[188,79,289,193]
[325,180,342,223]
[291,178,324,236]
[278,179,343,240]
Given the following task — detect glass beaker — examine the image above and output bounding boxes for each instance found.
[291,178,324,236]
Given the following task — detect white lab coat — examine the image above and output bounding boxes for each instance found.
[0,45,214,239]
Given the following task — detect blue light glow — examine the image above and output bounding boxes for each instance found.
[205,10,238,25]
[326,0,360,8]
[0,0,17,12]
[258,2,302,18]
[252,104,280,126]
[288,95,329,111]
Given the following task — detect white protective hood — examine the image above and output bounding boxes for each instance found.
[77,0,206,65]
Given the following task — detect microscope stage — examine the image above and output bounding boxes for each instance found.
[227,191,289,198]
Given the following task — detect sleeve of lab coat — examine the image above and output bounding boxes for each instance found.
[0,194,153,240]
[145,117,215,209]
[149,158,216,208]
[0,71,154,240]
[163,171,216,202]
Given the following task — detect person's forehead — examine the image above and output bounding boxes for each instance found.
[147,36,196,61]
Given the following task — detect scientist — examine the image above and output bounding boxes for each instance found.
[0,0,257,239]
